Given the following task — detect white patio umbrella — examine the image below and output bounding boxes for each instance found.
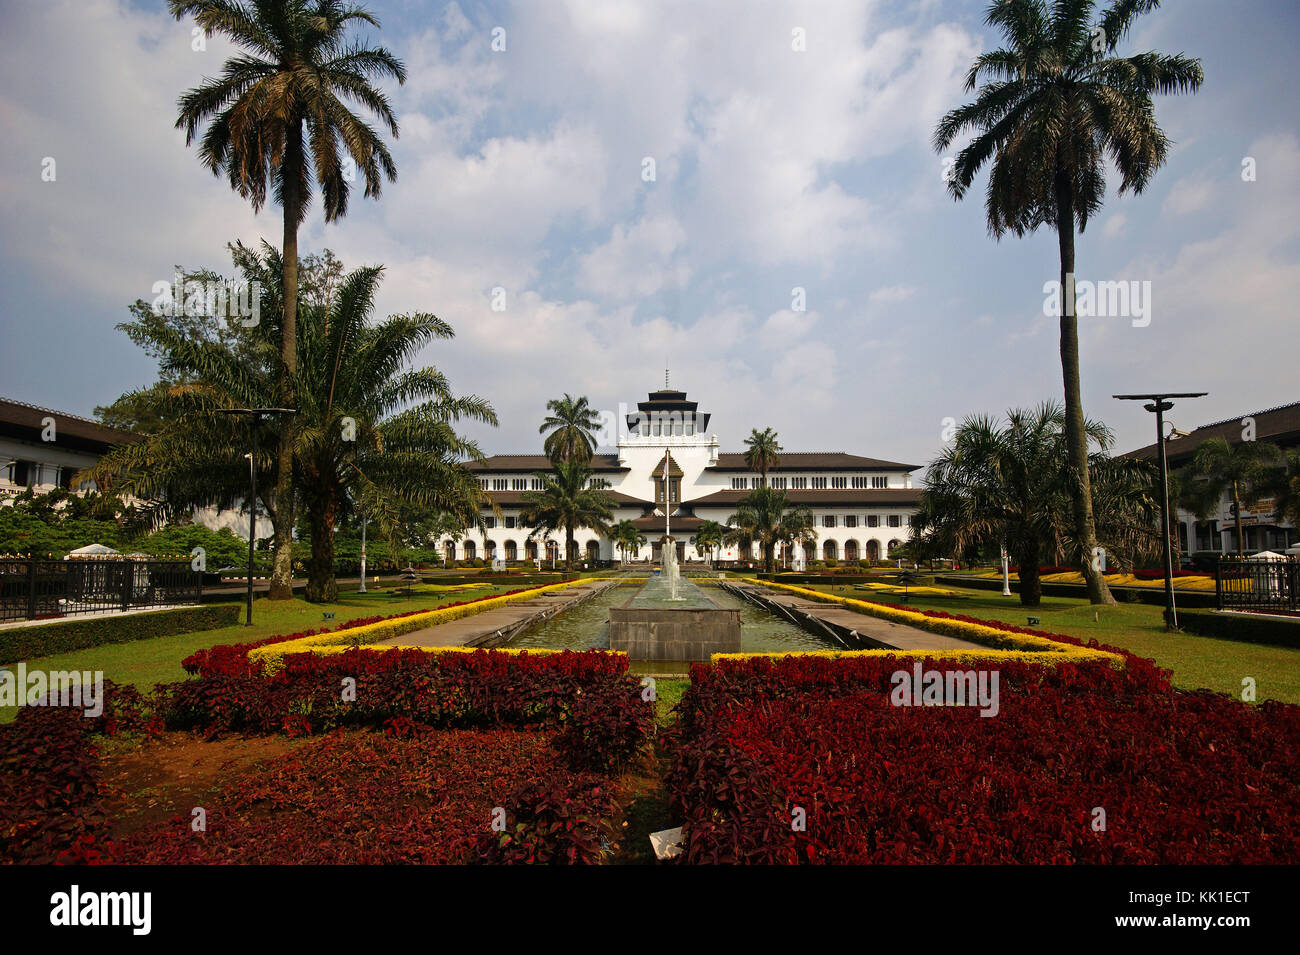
[64,543,119,558]
[1251,550,1286,560]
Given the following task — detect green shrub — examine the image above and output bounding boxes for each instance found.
[1178,609,1300,649]
[0,604,241,665]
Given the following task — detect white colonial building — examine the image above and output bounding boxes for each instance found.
[454,387,922,567]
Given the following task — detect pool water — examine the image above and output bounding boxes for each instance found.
[503,578,836,653]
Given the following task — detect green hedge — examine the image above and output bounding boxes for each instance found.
[0,603,241,665]
[1177,609,1300,649]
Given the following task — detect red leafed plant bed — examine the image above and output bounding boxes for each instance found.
[182,589,538,677]
[665,656,1300,864]
[111,727,618,864]
[158,648,652,774]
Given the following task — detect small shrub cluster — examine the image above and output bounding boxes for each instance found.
[469,771,619,864]
[0,703,122,864]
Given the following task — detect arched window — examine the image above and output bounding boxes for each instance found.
[823,540,838,561]
[463,540,477,560]
[844,540,859,561]
[505,540,518,562]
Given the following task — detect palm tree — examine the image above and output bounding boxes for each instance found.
[89,244,495,602]
[1187,438,1282,554]
[726,486,815,574]
[694,519,725,567]
[520,462,616,571]
[170,0,406,598]
[934,0,1203,605]
[912,403,1158,605]
[1262,449,1300,533]
[743,427,782,487]
[539,394,602,465]
[610,519,647,564]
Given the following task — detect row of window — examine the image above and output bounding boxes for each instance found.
[730,475,894,490]
[481,478,542,491]
[1,460,78,489]
[473,513,908,533]
[824,514,906,528]
[632,412,702,437]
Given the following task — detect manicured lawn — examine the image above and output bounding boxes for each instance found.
[805,582,1300,704]
[0,583,516,722]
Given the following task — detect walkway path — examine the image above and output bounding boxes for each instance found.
[722,583,983,652]
[375,580,621,649]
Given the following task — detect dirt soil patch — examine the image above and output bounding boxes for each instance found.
[100,732,312,838]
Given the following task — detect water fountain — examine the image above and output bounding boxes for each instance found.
[608,535,741,661]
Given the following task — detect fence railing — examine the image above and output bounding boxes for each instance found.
[0,558,202,624]
[1216,557,1299,612]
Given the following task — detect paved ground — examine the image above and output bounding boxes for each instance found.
[732,586,984,651]
[376,580,619,648]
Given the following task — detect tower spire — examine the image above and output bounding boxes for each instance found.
[665,368,670,388]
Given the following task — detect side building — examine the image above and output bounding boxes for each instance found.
[1122,400,1299,559]
[0,397,137,500]
[457,387,922,566]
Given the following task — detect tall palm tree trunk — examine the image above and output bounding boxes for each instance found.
[1056,168,1115,605]
[307,493,339,603]
[269,124,303,601]
[1232,482,1244,554]
[1015,539,1043,607]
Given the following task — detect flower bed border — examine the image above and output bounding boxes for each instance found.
[718,578,1127,667]
[248,577,611,672]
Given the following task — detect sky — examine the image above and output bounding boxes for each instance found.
[1,0,1297,470]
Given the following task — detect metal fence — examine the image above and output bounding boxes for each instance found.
[0,558,202,624]
[1216,557,1300,612]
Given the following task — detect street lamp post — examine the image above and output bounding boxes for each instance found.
[217,407,296,626]
[358,509,367,594]
[1114,392,1206,631]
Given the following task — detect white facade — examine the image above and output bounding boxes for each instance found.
[455,388,922,566]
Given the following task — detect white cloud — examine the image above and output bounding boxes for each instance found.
[576,214,690,299]
[1161,174,1215,215]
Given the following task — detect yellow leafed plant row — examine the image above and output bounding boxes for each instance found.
[248,578,610,672]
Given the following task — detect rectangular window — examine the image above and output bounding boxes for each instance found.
[845,515,857,528]
[483,516,496,529]
[791,476,807,489]
[831,476,847,489]
[888,514,901,528]
[823,515,836,528]
[505,516,517,529]
[811,477,827,489]
[851,476,868,489]
[770,477,786,489]
[868,515,880,528]
[872,476,888,489]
